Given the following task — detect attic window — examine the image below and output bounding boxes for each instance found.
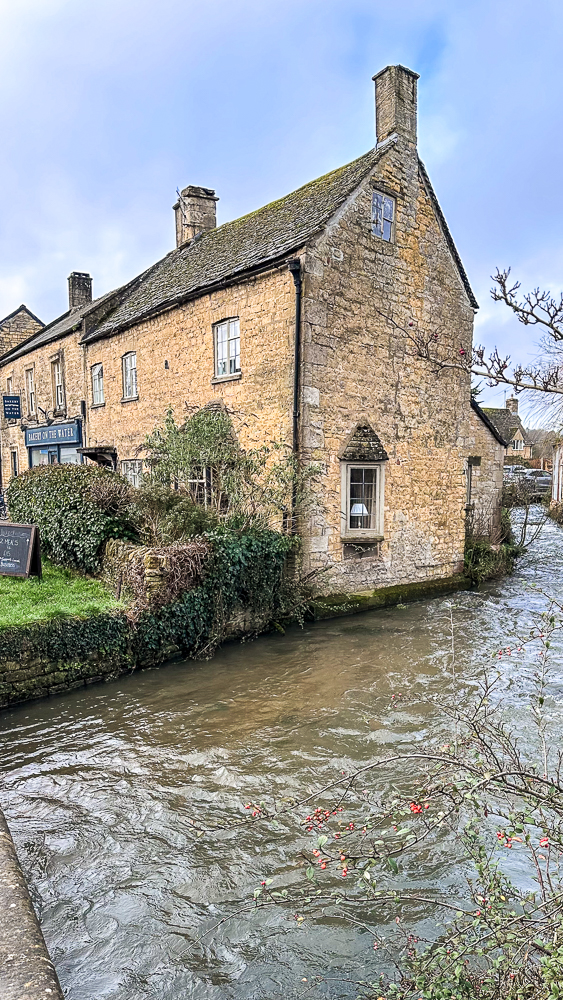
[372,191,395,242]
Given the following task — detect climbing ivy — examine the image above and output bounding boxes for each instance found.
[0,530,300,696]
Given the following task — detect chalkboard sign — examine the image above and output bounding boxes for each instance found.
[2,395,21,420]
[0,524,42,579]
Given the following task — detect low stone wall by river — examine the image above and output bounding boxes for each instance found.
[0,807,63,999]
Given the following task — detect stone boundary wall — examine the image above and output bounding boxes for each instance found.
[0,571,472,710]
[0,807,64,999]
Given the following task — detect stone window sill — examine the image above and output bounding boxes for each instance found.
[341,533,384,543]
[90,402,106,409]
[121,396,139,404]
[211,372,242,385]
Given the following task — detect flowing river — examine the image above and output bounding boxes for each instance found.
[1,516,563,999]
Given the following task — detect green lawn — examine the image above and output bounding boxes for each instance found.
[0,561,124,628]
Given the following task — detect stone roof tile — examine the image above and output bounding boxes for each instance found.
[83,146,389,342]
[339,423,389,462]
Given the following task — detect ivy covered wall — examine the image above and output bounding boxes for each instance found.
[0,531,297,708]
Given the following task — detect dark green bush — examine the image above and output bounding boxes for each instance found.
[6,465,136,573]
[130,482,218,543]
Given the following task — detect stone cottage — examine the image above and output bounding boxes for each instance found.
[483,397,532,461]
[0,64,504,597]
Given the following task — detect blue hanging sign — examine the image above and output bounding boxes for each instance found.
[3,395,21,419]
[25,421,82,447]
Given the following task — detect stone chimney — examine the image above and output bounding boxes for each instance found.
[372,64,419,147]
[173,185,219,247]
[506,396,519,414]
[68,272,92,310]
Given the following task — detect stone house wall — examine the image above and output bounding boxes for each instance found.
[85,267,296,462]
[298,137,475,594]
[0,307,43,358]
[0,331,86,478]
[465,408,505,541]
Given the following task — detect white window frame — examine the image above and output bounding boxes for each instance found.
[372,191,395,242]
[52,359,65,410]
[511,438,524,451]
[10,450,18,477]
[6,377,12,394]
[340,462,385,540]
[26,369,36,416]
[122,352,138,400]
[91,363,104,405]
[120,459,143,487]
[214,318,240,378]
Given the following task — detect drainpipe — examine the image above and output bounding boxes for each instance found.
[288,258,302,455]
[287,259,302,532]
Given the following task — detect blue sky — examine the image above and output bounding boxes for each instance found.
[1,0,562,422]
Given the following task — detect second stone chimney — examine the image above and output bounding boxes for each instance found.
[68,272,92,310]
[506,396,519,414]
[173,185,219,247]
[372,64,419,147]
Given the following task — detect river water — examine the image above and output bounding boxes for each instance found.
[1,516,562,999]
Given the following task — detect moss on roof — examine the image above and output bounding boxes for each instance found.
[83,146,388,341]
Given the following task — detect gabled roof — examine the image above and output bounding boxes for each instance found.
[83,145,389,342]
[339,422,389,462]
[0,304,44,329]
[471,398,508,446]
[0,286,124,364]
[482,406,529,446]
[0,136,478,361]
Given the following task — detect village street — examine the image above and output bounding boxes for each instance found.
[0,512,560,998]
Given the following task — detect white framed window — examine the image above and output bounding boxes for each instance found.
[52,359,65,410]
[511,438,524,451]
[26,369,36,415]
[372,191,395,242]
[91,363,104,405]
[121,459,143,487]
[341,463,385,539]
[10,450,18,477]
[214,318,240,377]
[6,377,12,393]
[122,352,138,399]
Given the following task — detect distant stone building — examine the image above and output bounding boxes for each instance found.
[0,64,505,597]
[467,400,507,541]
[0,305,43,358]
[483,397,532,461]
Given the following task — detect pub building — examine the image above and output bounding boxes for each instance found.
[0,66,508,601]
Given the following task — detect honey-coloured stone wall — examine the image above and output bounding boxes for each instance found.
[85,267,296,462]
[0,332,87,480]
[297,134,477,594]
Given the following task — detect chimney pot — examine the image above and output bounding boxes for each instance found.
[173,185,219,248]
[372,64,419,147]
[506,396,519,414]
[68,272,92,309]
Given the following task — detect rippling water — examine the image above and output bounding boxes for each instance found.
[1,516,563,999]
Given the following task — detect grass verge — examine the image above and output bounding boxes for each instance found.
[0,561,124,628]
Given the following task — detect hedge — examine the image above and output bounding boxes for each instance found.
[6,464,135,573]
